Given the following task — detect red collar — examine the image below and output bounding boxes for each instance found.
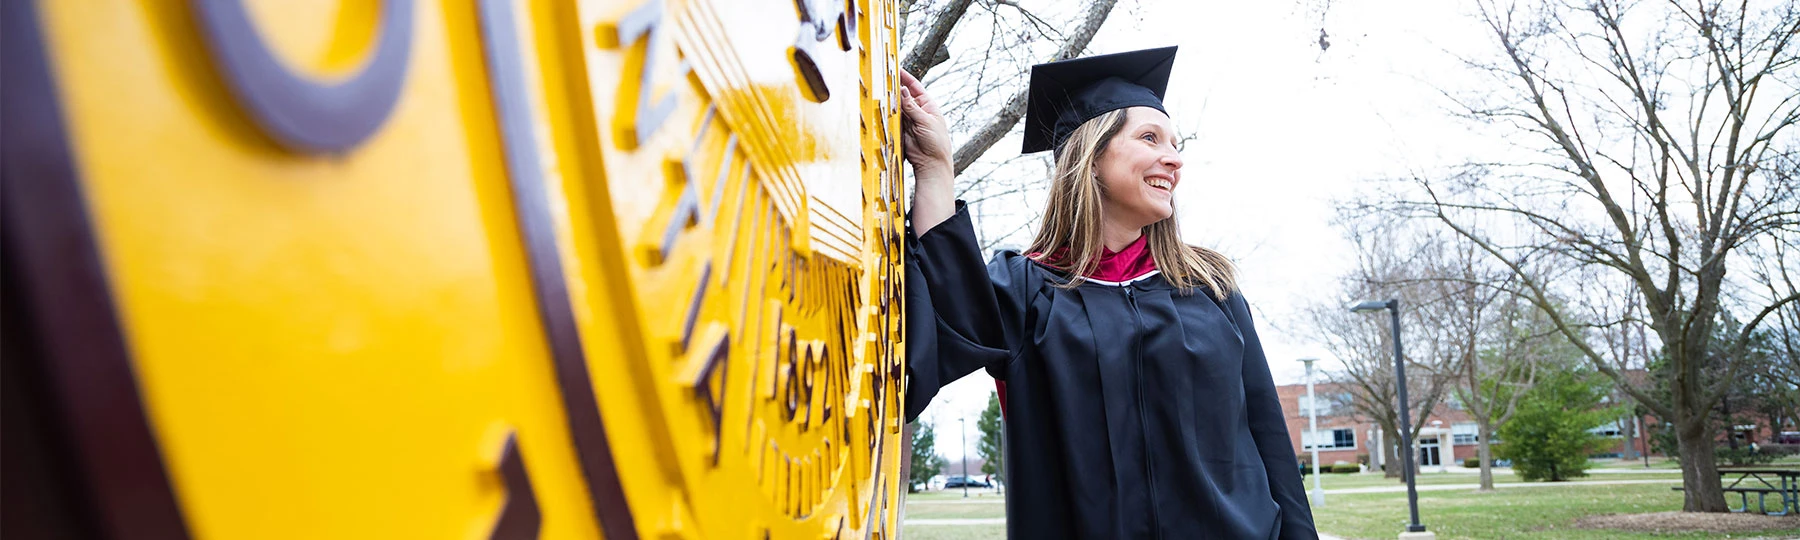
[1091,235,1157,282]
[1031,235,1158,282]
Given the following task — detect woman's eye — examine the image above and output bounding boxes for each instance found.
[1141,133,1157,142]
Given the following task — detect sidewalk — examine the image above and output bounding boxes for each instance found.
[906,518,1350,539]
[909,477,1686,504]
[1324,477,1679,495]
[1439,465,1676,475]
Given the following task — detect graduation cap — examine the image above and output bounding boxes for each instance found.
[1022,46,1178,155]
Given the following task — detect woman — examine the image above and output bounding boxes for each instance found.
[899,47,1318,539]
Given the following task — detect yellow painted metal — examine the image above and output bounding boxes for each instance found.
[33,0,906,537]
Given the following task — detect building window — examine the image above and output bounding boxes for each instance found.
[1452,422,1479,445]
[1589,420,1624,438]
[1303,428,1357,450]
[1297,393,1352,416]
[1297,396,1323,416]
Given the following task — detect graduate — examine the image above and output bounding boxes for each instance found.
[898,47,1319,539]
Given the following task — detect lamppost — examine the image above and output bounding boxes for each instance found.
[1300,357,1324,508]
[1351,299,1431,539]
[960,417,969,498]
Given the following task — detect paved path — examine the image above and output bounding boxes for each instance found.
[905,518,1006,525]
[1324,477,1679,495]
[1439,465,1677,475]
[906,518,1349,540]
[904,518,1348,539]
[1588,468,1686,474]
[907,477,1684,506]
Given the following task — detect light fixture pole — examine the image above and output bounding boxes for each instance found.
[960,417,969,498]
[1351,299,1429,538]
[1301,357,1323,508]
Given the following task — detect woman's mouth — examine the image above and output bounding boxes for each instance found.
[1145,177,1173,192]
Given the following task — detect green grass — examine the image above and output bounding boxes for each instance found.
[1316,482,1800,540]
[1302,470,1685,491]
[1614,455,1800,470]
[899,524,1006,540]
[905,489,1007,501]
[901,470,1687,504]
[900,491,1006,540]
[903,502,1005,520]
[902,480,1800,539]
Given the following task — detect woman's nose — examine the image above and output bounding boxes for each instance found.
[1161,148,1183,171]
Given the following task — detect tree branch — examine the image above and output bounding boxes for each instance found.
[902,0,976,80]
[949,0,1119,175]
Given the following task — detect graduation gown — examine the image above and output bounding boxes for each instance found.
[905,203,1318,539]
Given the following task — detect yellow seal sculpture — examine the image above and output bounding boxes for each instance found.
[1,0,909,538]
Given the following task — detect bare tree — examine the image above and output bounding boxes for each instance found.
[899,0,1122,249]
[899,0,975,79]
[944,0,1117,175]
[1741,234,1800,436]
[1403,0,1800,511]
[1305,220,1461,479]
[1403,236,1545,492]
[1453,292,1547,491]
[902,0,1119,171]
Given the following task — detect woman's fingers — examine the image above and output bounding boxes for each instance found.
[895,70,952,171]
[898,70,941,116]
[899,86,931,124]
[899,88,920,121]
[899,69,926,95]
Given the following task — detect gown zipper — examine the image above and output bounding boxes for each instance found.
[1123,285,1163,539]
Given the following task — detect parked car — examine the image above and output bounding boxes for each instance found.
[943,475,993,489]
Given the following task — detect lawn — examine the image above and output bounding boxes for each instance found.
[899,470,1686,503]
[1621,455,1800,470]
[902,489,1006,540]
[901,482,1800,539]
[899,524,1006,540]
[1316,482,1800,540]
[902,501,1005,520]
[905,489,1007,501]
[1302,470,1685,491]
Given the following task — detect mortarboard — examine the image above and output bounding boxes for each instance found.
[1021,46,1178,154]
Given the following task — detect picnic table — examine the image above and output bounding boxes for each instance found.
[1711,468,1798,515]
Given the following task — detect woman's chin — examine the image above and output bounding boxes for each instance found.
[1147,203,1173,222]
[1128,210,1173,230]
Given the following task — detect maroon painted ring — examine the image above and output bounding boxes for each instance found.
[191,0,414,155]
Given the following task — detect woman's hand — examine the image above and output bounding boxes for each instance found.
[899,70,952,178]
[899,70,955,235]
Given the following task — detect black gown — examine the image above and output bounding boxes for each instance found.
[905,203,1318,539]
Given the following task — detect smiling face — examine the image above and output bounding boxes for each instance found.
[1096,106,1184,230]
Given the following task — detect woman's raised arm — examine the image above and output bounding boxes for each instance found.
[898,70,955,235]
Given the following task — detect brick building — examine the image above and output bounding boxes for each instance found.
[1275,382,1660,472]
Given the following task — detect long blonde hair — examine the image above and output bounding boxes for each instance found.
[1024,109,1238,299]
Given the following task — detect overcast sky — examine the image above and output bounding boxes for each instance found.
[916,0,1509,462]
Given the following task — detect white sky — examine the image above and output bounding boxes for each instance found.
[916,0,1509,462]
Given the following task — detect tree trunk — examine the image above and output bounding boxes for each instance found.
[1668,319,1730,512]
[1676,416,1729,512]
[1476,420,1495,492]
[1381,423,1403,479]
